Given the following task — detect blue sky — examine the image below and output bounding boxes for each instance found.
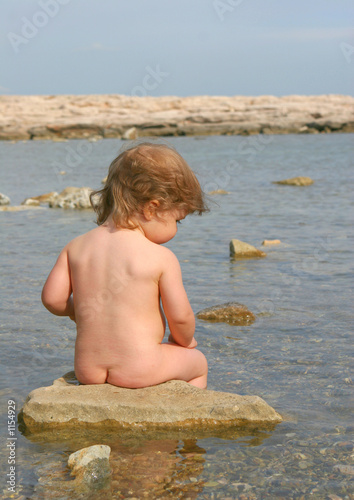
[1,0,353,96]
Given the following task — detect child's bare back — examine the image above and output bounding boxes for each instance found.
[42,143,208,389]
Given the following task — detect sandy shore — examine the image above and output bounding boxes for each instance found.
[0,94,353,141]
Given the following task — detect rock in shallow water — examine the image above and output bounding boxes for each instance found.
[0,205,44,212]
[230,239,266,258]
[21,198,40,206]
[68,445,111,490]
[208,189,230,195]
[49,187,93,209]
[197,302,256,325]
[19,372,282,433]
[68,444,111,472]
[21,191,58,206]
[273,176,314,186]
[262,239,281,246]
[0,193,10,205]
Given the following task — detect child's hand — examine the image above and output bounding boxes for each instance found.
[186,337,198,349]
[168,334,197,349]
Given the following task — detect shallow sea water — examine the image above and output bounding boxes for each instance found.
[0,134,353,499]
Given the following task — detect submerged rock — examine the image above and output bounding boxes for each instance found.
[68,445,111,491]
[0,205,44,212]
[19,372,282,433]
[273,176,314,186]
[230,239,266,258]
[208,189,230,195]
[0,193,10,205]
[49,187,93,209]
[197,302,256,325]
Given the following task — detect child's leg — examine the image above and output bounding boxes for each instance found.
[107,344,208,389]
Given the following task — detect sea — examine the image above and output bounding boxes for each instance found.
[0,133,353,499]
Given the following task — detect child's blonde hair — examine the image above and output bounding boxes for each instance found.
[91,142,208,228]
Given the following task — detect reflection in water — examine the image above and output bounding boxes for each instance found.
[109,439,206,498]
[32,437,206,499]
[29,427,274,499]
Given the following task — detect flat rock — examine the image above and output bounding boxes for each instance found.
[230,239,266,258]
[197,302,256,325]
[0,205,44,212]
[273,176,314,186]
[19,372,282,433]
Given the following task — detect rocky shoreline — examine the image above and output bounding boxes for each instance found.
[1,94,353,141]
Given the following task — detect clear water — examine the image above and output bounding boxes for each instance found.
[0,134,353,499]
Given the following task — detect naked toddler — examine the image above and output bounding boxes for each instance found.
[41,143,208,389]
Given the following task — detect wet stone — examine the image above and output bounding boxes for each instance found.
[298,461,311,469]
[196,302,256,326]
[229,239,266,258]
[334,464,354,475]
[273,176,314,186]
[19,372,282,432]
[0,193,10,205]
[49,186,93,209]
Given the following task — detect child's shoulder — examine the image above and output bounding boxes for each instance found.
[151,243,180,268]
[63,227,99,250]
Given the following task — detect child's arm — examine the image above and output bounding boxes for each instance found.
[167,333,198,348]
[41,247,75,320]
[159,249,196,348]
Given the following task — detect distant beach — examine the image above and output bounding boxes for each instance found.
[0,94,353,141]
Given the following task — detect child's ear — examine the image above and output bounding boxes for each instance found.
[143,200,160,220]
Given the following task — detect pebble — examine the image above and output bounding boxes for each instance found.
[298,461,311,469]
[334,464,354,475]
[204,481,220,487]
